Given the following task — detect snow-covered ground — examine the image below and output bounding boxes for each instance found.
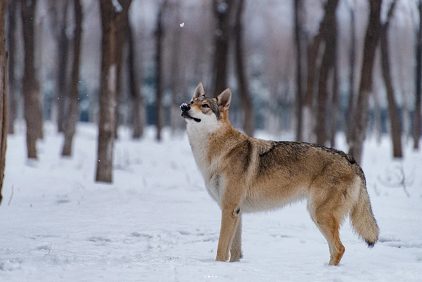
[1,123,421,282]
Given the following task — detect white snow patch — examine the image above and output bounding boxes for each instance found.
[217,2,228,13]
[112,0,122,13]
[108,64,116,92]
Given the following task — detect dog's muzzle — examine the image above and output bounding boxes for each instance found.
[180,103,201,123]
[180,103,190,112]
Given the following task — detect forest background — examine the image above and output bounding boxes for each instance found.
[0,0,421,190]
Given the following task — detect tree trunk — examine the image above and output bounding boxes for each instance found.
[330,22,339,148]
[113,0,132,139]
[155,1,166,141]
[346,4,356,143]
[373,89,382,144]
[414,0,422,150]
[380,0,402,158]
[55,1,69,133]
[303,1,332,143]
[315,0,339,146]
[234,0,254,137]
[401,88,410,144]
[211,0,234,97]
[348,0,382,164]
[293,0,304,142]
[61,0,83,157]
[21,0,43,159]
[127,19,145,139]
[6,0,16,135]
[398,57,410,144]
[96,0,117,183]
[0,0,7,204]
[169,0,184,136]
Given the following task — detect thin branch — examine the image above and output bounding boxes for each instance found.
[7,185,14,206]
[384,0,399,29]
[377,165,413,197]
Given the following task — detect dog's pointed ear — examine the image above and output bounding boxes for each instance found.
[192,82,205,100]
[217,88,232,110]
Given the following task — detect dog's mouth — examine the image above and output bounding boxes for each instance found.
[181,111,201,123]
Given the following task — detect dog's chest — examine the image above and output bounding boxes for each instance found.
[205,173,225,205]
[190,145,225,204]
[186,127,213,173]
[187,128,225,205]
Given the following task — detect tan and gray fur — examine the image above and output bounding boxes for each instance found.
[181,82,379,266]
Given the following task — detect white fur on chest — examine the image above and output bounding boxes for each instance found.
[186,120,220,175]
[186,122,224,205]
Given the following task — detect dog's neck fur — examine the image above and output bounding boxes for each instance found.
[186,117,241,179]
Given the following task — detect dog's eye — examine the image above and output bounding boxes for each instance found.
[202,104,210,108]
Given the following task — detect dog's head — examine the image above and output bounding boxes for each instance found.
[180,82,231,129]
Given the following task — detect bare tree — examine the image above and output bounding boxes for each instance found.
[348,0,382,164]
[414,0,422,150]
[155,0,166,141]
[96,0,118,183]
[127,19,145,139]
[21,0,43,159]
[113,0,132,139]
[61,0,83,157]
[314,0,339,146]
[395,12,412,144]
[380,0,402,158]
[303,1,331,142]
[234,0,254,137]
[53,0,70,133]
[293,0,305,141]
[373,80,382,144]
[6,0,16,134]
[0,0,7,203]
[211,0,234,97]
[346,1,357,142]
[329,17,339,148]
[169,0,185,136]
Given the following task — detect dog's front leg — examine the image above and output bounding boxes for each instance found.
[216,206,241,262]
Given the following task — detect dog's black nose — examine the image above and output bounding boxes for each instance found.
[180,103,190,112]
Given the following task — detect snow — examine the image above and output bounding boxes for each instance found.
[108,64,116,93]
[217,2,228,13]
[112,0,123,13]
[1,123,422,281]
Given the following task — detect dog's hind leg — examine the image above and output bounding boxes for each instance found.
[314,211,345,266]
[230,214,243,262]
[308,189,347,266]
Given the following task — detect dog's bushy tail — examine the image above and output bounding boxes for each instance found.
[350,180,379,247]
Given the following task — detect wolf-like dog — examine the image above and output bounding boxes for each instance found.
[180,82,379,266]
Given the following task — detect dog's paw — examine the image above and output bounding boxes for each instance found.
[215,254,229,262]
[229,251,243,262]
